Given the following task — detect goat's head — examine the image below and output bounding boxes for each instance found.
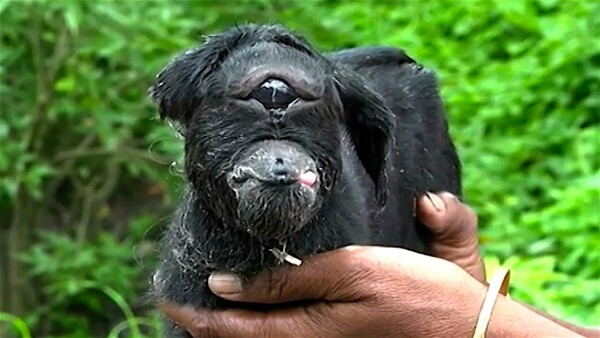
[150,24,393,243]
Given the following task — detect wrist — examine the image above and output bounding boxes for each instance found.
[485,295,584,337]
[421,271,489,338]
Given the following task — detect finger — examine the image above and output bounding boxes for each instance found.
[417,191,478,244]
[159,302,213,338]
[160,300,331,338]
[417,192,485,281]
[417,192,447,232]
[208,246,386,304]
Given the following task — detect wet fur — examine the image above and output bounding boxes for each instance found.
[150,24,461,337]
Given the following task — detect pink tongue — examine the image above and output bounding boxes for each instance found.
[298,171,317,187]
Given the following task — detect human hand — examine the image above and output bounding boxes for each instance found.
[161,245,487,337]
[160,192,590,338]
[418,192,486,282]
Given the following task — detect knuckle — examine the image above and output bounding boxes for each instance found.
[335,246,375,271]
[338,244,374,260]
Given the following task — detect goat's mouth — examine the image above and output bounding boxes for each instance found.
[226,140,321,242]
[227,140,320,191]
[228,165,318,189]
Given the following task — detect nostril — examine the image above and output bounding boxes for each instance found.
[271,159,296,185]
[249,78,298,110]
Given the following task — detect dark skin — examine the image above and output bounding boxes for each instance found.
[161,192,600,338]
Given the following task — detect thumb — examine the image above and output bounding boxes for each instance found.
[418,192,478,245]
[208,246,371,304]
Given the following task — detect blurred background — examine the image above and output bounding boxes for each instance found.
[0,0,598,337]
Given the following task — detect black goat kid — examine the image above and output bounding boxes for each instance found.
[149,24,461,337]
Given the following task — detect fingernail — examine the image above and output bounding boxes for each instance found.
[439,191,460,202]
[208,271,243,295]
[425,192,445,212]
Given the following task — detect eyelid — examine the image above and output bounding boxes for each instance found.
[230,67,322,101]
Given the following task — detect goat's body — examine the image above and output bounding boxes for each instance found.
[328,47,461,252]
[153,36,460,338]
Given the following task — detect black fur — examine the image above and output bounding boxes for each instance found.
[150,24,461,337]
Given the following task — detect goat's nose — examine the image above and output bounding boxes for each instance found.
[270,157,296,185]
[249,79,298,110]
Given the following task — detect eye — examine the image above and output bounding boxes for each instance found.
[248,79,299,110]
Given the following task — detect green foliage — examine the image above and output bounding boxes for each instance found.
[1,0,598,336]
[0,313,31,338]
[18,231,151,337]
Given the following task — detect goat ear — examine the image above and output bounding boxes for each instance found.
[335,69,394,207]
[148,28,252,124]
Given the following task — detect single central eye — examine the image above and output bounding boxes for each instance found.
[249,79,299,110]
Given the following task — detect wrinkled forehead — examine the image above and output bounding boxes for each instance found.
[221,41,328,81]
